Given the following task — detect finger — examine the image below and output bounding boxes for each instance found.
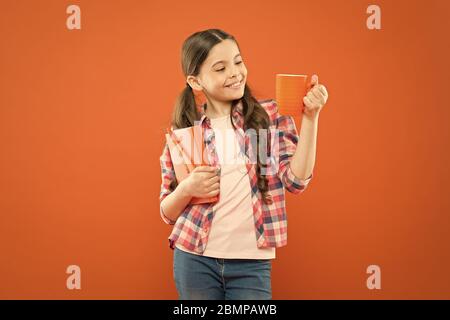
[310,87,322,100]
[205,188,220,197]
[207,175,220,184]
[307,91,319,104]
[309,90,325,105]
[303,96,313,108]
[209,168,221,177]
[306,74,319,93]
[206,182,220,193]
[193,166,210,172]
[203,172,219,181]
[317,84,327,97]
[195,165,218,172]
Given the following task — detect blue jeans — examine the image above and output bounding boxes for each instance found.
[173,246,272,300]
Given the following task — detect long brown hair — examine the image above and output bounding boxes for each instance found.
[171,28,271,204]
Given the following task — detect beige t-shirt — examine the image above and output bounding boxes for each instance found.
[175,114,276,259]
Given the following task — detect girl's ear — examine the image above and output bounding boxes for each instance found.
[187,76,203,91]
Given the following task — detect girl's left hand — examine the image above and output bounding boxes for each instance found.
[302,74,329,119]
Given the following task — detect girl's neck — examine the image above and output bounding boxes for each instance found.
[205,100,232,119]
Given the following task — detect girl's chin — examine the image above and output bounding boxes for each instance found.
[226,91,244,98]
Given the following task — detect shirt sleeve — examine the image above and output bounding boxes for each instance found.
[159,142,177,225]
[274,101,313,194]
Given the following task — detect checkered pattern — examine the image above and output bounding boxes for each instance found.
[159,99,313,253]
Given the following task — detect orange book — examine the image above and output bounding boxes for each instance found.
[165,125,219,205]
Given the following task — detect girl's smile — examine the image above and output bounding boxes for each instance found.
[225,78,244,89]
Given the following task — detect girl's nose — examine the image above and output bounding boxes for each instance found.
[229,69,241,80]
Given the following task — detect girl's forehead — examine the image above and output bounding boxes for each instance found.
[205,40,240,65]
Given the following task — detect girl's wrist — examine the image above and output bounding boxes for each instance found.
[178,178,192,198]
[302,110,320,122]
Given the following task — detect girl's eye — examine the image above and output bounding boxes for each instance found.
[216,61,243,72]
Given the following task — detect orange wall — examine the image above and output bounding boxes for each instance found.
[0,0,449,299]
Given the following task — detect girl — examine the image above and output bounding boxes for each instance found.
[159,29,328,300]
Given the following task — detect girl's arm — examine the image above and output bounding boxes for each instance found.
[160,179,192,224]
[290,114,319,181]
[159,142,220,224]
[159,143,192,225]
[290,74,328,180]
[274,110,313,194]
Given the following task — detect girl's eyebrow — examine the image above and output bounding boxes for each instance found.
[211,53,241,68]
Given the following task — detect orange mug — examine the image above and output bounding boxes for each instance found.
[275,73,310,128]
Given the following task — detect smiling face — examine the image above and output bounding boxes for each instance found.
[187,39,247,103]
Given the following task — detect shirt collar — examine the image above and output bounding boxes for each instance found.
[197,99,244,129]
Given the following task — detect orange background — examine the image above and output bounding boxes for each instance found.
[1,0,449,299]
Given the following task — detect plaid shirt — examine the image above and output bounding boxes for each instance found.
[159,99,313,253]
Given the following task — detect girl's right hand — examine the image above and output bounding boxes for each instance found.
[182,166,220,198]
